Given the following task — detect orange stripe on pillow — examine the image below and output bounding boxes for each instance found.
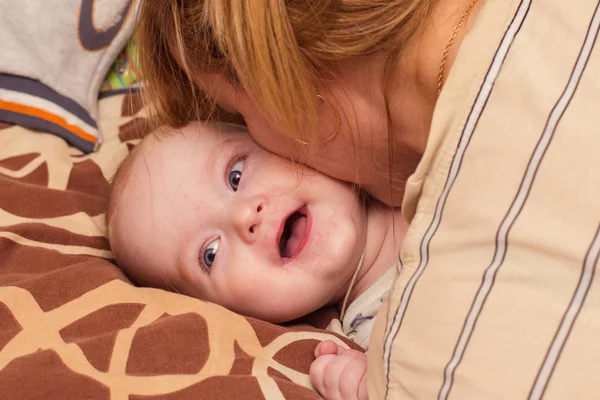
[0,100,97,143]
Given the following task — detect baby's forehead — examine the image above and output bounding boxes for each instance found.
[125,124,247,196]
[140,123,246,158]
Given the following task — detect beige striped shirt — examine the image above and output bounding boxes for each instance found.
[368,0,600,398]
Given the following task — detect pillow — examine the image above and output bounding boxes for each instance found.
[0,92,358,399]
[0,0,137,153]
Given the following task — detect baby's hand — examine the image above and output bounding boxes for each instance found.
[309,340,368,400]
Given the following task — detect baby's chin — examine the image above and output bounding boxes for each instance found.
[242,306,321,325]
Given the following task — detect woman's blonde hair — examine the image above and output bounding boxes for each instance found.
[137,0,434,145]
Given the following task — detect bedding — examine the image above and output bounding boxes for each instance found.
[0,0,137,152]
[0,92,358,399]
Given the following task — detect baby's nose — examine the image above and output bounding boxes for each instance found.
[233,198,266,243]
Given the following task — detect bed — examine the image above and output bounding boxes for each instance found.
[0,84,362,400]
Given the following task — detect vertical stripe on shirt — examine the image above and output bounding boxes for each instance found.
[438,3,600,398]
[382,1,533,397]
[527,5,600,399]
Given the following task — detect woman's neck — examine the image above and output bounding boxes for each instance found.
[335,205,408,311]
[389,0,485,156]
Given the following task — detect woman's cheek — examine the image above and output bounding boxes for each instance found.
[245,118,298,160]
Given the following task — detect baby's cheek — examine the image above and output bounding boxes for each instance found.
[224,260,267,306]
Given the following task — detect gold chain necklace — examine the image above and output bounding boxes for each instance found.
[437,0,480,96]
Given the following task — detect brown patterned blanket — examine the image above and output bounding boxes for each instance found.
[0,92,356,399]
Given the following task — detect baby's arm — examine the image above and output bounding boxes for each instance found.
[310,340,368,400]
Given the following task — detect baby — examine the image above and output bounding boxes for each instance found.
[107,122,407,399]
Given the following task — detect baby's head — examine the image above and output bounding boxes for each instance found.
[108,122,370,323]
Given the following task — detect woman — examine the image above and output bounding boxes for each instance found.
[137,0,600,398]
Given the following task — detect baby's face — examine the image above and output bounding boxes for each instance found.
[113,122,367,322]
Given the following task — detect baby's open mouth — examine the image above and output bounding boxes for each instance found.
[278,207,308,261]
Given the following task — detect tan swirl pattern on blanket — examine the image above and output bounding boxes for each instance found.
[0,93,353,399]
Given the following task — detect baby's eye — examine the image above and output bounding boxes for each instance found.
[202,239,220,268]
[228,160,244,191]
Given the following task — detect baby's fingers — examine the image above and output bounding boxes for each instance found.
[338,355,368,400]
[315,340,340,358]
[310,354,335,397]
[315,340,363,358]
[311,353,366,400]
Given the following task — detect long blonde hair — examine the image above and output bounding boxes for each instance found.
[137,0,434,146]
